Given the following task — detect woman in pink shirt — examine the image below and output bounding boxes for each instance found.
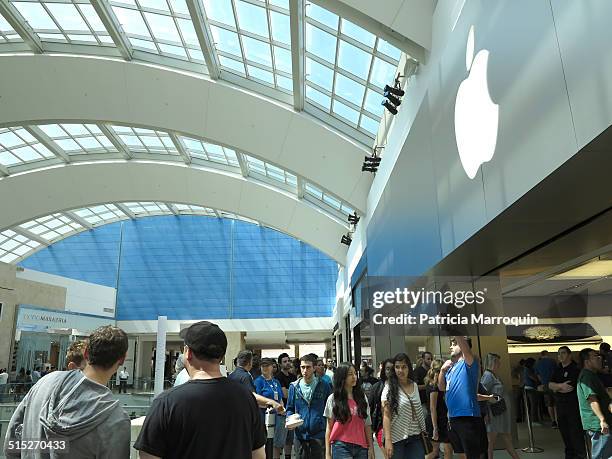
[324,362,375,459]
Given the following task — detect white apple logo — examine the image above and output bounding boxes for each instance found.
[454,26,499,179]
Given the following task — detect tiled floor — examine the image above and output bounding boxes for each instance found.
[373,422,568,458]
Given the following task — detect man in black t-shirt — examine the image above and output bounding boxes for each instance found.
[413,351,433,406]
[134,321,266,459]
[275,353,297,459]
[548,346,586,459]
[276,353,297,405]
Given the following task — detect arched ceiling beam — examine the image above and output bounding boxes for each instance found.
[0,162,349,263]
[0,55,371,213]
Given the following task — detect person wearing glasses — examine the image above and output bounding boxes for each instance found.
[577,348,612,459]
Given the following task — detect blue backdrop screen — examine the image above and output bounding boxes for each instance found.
[20,216,337,320]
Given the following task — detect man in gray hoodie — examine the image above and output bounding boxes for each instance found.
[4,325,131,458]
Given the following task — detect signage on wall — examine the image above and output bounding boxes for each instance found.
[16,305,114,335]
[454,26,499,179]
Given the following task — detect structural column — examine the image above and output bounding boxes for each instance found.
[224,331,245,372]
[370,334,405,367]
[154,316,167,397]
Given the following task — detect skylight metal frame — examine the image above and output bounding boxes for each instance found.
[0,126,60,169]
[185,0,219,78]
[302,181,354,220]
[0,0,417,147]
[8,0,117,47]
[0,121,357,225]
[25,125,71,162]
[0,229,42,263]
[303,6,402,141]
[90,0,132,58]
[0,0,43,51]
[109,0,206,66]
[35,123,120,159]
[109,125,181,158]
[19,212,83,240]
[243,153,297,193]
[72,203,125,225]
[202,0,293,94]
[174,134,240,170]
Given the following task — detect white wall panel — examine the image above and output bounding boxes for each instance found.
[551,0,612,149]
[17,269,116,317]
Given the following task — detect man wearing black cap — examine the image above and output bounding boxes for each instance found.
[134,321,266,459]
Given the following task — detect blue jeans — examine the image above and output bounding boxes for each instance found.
[588,431,612,459]
[294,437,324,459]
[391,435,425,459]
[332,441,368,459]
[273,414,288,448]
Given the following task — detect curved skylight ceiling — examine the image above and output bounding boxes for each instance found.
[0,201,263,264]
[0,122,354,221]
[0,0,414,146]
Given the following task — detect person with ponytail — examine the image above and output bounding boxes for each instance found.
[324,362,374,459]
[381,353,427,458]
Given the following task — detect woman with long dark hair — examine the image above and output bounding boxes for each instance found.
[370,359,394,458]
[324,362,374,459]
[382,353,427,458]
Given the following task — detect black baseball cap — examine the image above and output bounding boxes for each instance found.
[179,321,227,359]
[260,357,276,367]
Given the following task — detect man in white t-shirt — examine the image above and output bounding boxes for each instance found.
[119,367,129,394]
[325,359,335,380]
[0,368,8,395]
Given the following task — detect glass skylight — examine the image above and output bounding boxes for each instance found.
[20,213,82,240]
[110,125,178,156]
[72,204,126,224]
[1,0,410,145]
[110,0,204,63]
[0,127,56,167]
[10,0,115,46]
[304,3,401,137]
[244,154,297,188]
[177,135,240,167]
[203,0,293,92]
[38,123,117,155]
[304,182,354,216]
[0,13,23,44]
[123,201,170,215]
[173,203,217,215]
[0,230,41,263]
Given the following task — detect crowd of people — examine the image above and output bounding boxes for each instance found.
[2,324,612,459]
[0,340,100,400]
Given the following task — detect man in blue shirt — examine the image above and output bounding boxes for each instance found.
[286,354,332,459]
[536,350,559,427]
[230,350,284,414]
[439,336,488,459]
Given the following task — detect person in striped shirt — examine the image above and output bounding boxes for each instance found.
[381,353,427,458]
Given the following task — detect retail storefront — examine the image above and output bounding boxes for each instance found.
[15,305,114,371]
